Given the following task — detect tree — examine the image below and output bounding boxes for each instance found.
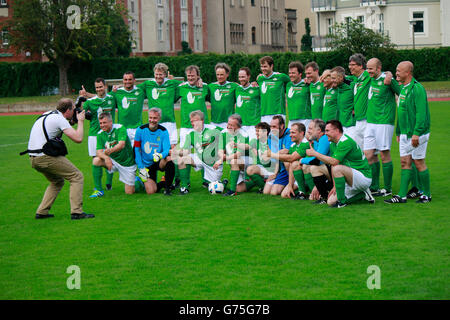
[177,41,193,55]
[327,18,395,57]
[4,0,131,95]
[300,18,312,52]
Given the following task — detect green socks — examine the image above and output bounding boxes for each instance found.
[293,169,307,193]
[382,161,393,192]
[398,169,412,198]
[346,191,365,204]
[304,173,315,193]
[229,170,240,192]
[418,169,431,197]
[179,165,191,188]
[92,165,104,192]
[250,174,265,188]
[370,161,380,191]
[334,176,346,203]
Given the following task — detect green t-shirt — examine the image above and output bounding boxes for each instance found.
[366,73,396,125]
[257,72,290,116]
[322,87,338,122]
[350,70,371,121]
[208,81,238,124]
[235,84,261,126]
[249,138,272,168]
[183,127,221,165]
[395,78,431,138]
[83,94,116,136]
[177,82,210,128]
[336,83,355,128]
[286,80,311,120]
[310,81,326,119]
[288,137,310,158]
[141,78,182,123]
[111,85,146,129]
[96,124,135,167]
[330,134,371,179]
[220,129,250,156]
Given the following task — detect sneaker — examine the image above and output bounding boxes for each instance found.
[293,191,308,200]
[222,179,229,187]
[35,213,54,219]
[371,189,391,197]
[163,189,172,196]
[173,178,181,188]
[363,189,375,204]
[416,195,432,203]
[331,201,347,208]
[406,187,421,199]
[106,184,112,191]
[202,182,209,188]
[89,189,104,198]
[384,195,407,204]
[257,188,264,194]
[71,212,95,220]
[313,198,327,205]
[223,190,236,197]
[179,187,189,195]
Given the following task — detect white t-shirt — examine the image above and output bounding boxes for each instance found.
[27,110,71,156]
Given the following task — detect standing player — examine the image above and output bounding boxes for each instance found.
[208,63,238,129]
[235,67,261,140]
[364,58,396,197]
[348,54,371,148]
[385,61,431,204]
[306,120,374,208]
[305,61,326,120]
[134,108,175,196]
[257,56,290,123]
[331,66,356,138]
[92,113,137,195]
[286,61,311,129]
[82,78,117,197]
[321,69,339,122]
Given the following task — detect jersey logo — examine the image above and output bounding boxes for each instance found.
[261,82,268,94]
[144,142,152,155]
[122,97,130,109]
[97,107,103,115]
[214,89,222,101]
[152,88,159,99]
[288,87,294,98]
[108,101,112,105]
[317,84,321,90]
[135,91,139,96]
[368,86,373,100]
[187,91,195,104]
[237,95,243,107]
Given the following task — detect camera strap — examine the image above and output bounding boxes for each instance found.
[20,111,59,155]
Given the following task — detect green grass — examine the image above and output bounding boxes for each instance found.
[0,102,449,299]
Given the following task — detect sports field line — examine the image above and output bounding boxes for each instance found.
[0,142,27,148]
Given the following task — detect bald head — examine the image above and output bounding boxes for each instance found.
[367,58,382,79]
[396,61,414,84]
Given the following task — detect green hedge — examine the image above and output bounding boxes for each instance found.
[1,47,449,97]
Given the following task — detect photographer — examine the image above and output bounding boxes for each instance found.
[25,98,95,220]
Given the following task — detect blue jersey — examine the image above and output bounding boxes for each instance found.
[301,134,330,165]
[134,124,171,169]
[269,128,292,174]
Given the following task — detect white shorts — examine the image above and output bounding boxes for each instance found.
[261,114,286,125]
[160,122,178,145]
[345,168,372,199]
[353,120,367,149]
[364,123,395,152]
[191,153,223,183]
[88,136,97,157]
[242,126,257,141]
[126,128,137,147]
[179,128,194,148]
[211,122,227,130]
[254,164,274,179]
[108,158,137,186]
[343,126,356,140]
[399,133,430,159]
[288,119,311,130]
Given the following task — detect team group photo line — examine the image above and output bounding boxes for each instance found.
[23,53,432,220]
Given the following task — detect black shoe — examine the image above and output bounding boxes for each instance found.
[106,184,112,191]
[179,187,189,195]
[293,191,308,200]
[223,190,236,197]
[71,212,95,220]
[406,187,421,199]
[313,198,327,205]
[331,201,347,208]
[372,188,392,197]
[35,213,54,219]
[384,195,407,204]
[222,179,229,187]
[416,195,432,203]
[257,188,264,194]
[364,189,375,204]
[202,182,209,188]
[164,189,172,196]
[173,178,180,188]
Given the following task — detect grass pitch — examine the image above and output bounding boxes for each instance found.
[0,101,449,299]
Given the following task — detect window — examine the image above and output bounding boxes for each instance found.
[181,22,188,42]
[378,13,384,33]
[272,0,277,10]
[130,0,135,13]
[357,15,364,24]
[181,0,187,9]
[412,11,424,33]
[158,20,163,41]
[251,26,256,44]
[0,0,7,7]
[1,30,8,47]
[157,0,163,6]
[230,0,235,7]
[230,23,244,44]
[240,0,244,7]
[251,0,255,6]
[327,18,333,35]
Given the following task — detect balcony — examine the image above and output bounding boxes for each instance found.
[312,35,331,52]
[311,0,336,13]
[360,0,386,7]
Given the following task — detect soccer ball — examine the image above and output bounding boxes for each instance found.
[208,181,224,194]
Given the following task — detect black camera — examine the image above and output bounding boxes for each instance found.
[70,96,92,124]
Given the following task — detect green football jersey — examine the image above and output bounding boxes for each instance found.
[96,124,135,167]
[366,73,396,125]
[183,127,221,165]
[235,84,261,126]
[249,138,272,168]
[111,85,146,129]
[257,72,290,116]
[83,94,116,136]
[286,80,311,120]
[220,129,250,156]
[322,87,338,122]
[289,137,310,158]
[141,78,182,123]
[350,70,371,121]
[177,82,210,128]
[330,134,371,179]
[309,81,326,119]
[208,81,238,124]
[336,83,355,128]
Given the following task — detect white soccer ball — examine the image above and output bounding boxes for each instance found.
[208,181,224,194]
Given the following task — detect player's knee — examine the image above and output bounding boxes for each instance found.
[246,166,255,175]
[92,157,102,166]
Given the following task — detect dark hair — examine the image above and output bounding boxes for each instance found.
[185,65,200,76]
[288,61,304,74]
[255,122,270,133]
[312,118,326,132]
[124,71,135,79]
[349,53,367,69]
[215,62,231,74]
[95,78,106,85]
[57,98,73,113]
[326,120,343,133]
[291,122,306,133]
[239,67,251,76]
[259,56,274,66]
[99,112,112,121]
[305,61,319,72]
[272,115,285,127]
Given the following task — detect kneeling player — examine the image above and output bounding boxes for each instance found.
[134,108,175,195]
[92,113,137,195]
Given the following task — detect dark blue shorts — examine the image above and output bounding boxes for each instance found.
[273,170,289,186]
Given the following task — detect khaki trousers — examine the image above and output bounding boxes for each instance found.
[31,155,84,215]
